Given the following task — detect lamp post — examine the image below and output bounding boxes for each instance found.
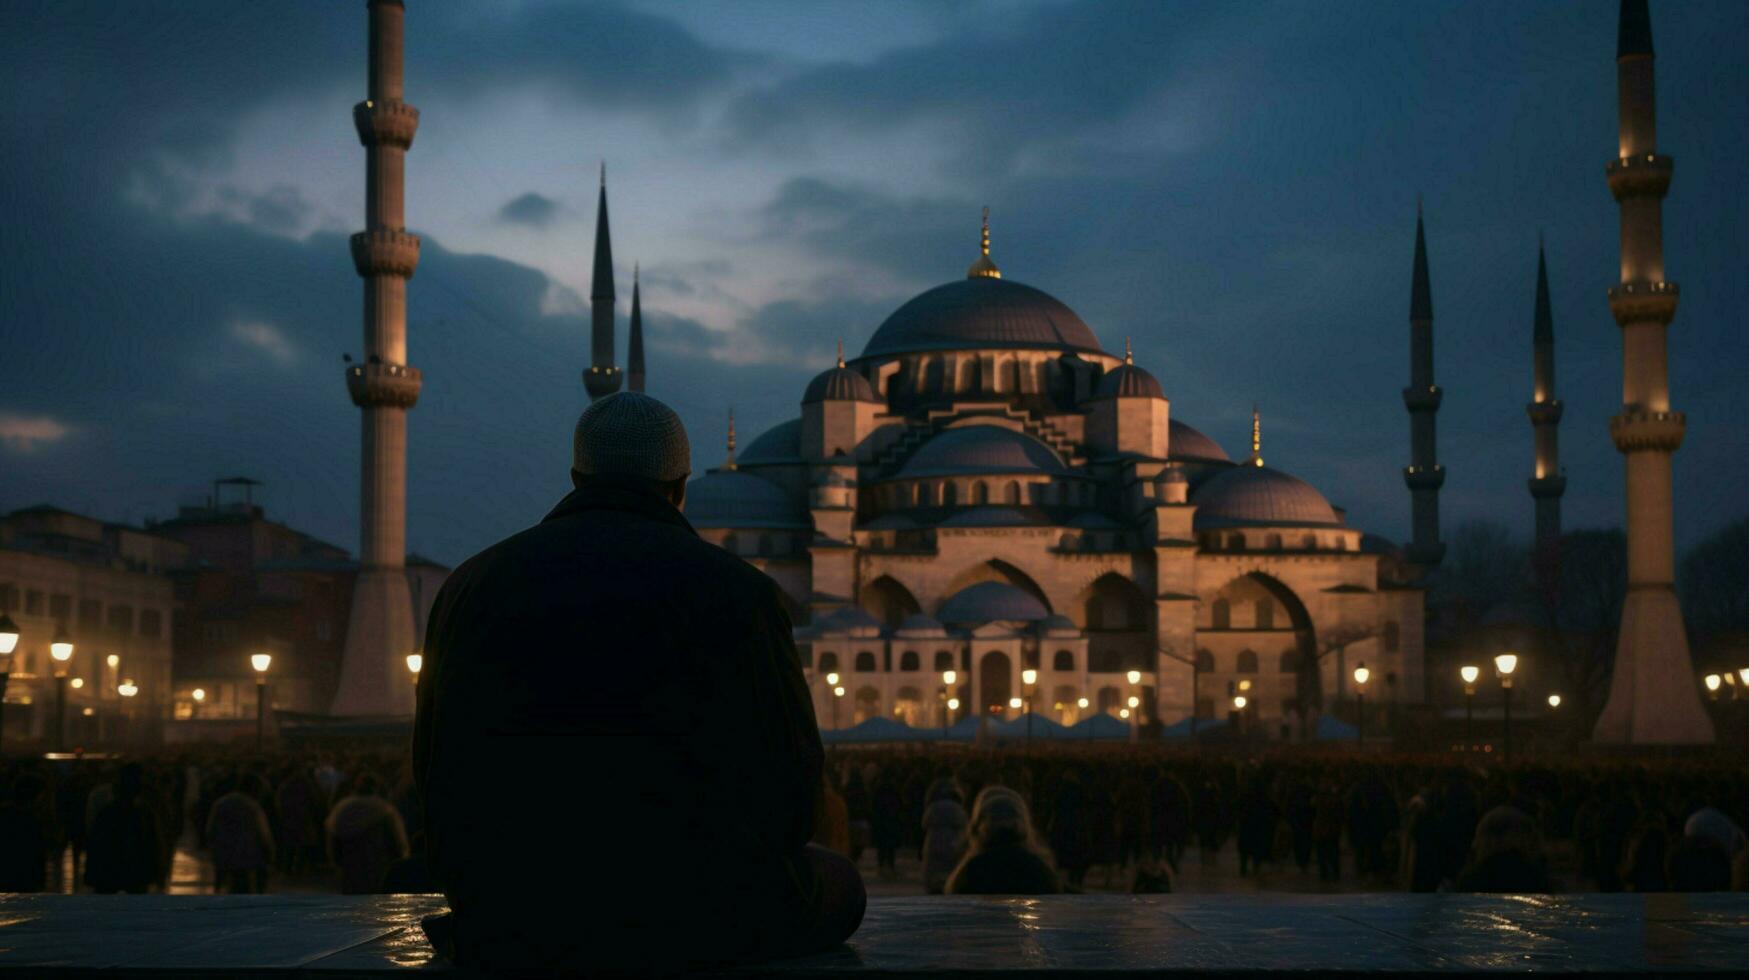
[1021,668,1037,749]
[1704,673,1721,701]
[406,653,423,691]
[826,672,841,729]
[942,670,957,728]
[0,613,18,757]
[117,679,138,746]
[1127,669,1142,744]
[191,687,206,720]
[50,624,74,752]
[1460,665,1480,747]
[251,652,272,750]
[1547,693,1562,709]
[1495,652,1518,766]
[1352,663,1370,747]
[1232,694,1248,739]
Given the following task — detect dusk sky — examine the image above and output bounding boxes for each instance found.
[2,0,1745,569]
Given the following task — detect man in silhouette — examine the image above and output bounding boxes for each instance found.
[414,392,863,972]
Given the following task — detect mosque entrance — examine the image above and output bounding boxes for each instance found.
[979,651,1012,718]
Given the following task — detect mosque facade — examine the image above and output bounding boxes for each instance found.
[676,215,1426,736]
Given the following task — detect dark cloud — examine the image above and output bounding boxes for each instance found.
[761,177,974,282]
[497,192,563,229]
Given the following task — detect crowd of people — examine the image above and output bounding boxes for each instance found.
[813,746,1749,895]
[0,748,420,895]
[0,744,1744,897]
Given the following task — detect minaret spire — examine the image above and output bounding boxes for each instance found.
[724,408,737,471]
[967,205,1001,279]
[627,262,645,393]
[1247,405,1264,467]
[1403,205,1445,566]
[583,162,622,401]
[1527,241,1565,590]
[1124,337,1133,365]
[1594,0,1712,743]
[836,338,845,369]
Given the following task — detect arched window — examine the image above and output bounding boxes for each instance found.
[854,687,881,724]
[1279,649,1299,673]
[900,650,920,672]
[818,652,839,674]
[1237,649,1259,674]
[1196,649,1215,672]
[973,481,989,505]
[1053,649,1075,671]
[1266,533,1283,550]
[854,651,877,672]
[1227,533,1245,551]
[934,650,954,672]
[1211,599,1230,629]
[1083,573,1149,631]
[1004,481,1021,505]
[1383,621,1401,652]
[1255,599,1274,630]
[1097,686,1123,716]
[942,482,958,507]
[1302,534,1318,550]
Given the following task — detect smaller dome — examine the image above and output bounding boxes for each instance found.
[1169,419,1229,462]
[1036,613,1080,636]
[739,418,802,465]
[894,613,949,638]
[1153,464,1189,486]
[1092,363,1164,400]
[899,425,1065,478]
[1192,465,1341,529]
[940,506,1042,528]
[938,581,1050,625]
[803,365,880,404]
[811,605,884,637]
[686,470,809,529]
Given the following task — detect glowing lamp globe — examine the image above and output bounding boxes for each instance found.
[0,614,19,656]
[1494,653,1518,677]
[118,680,138,698]
[70,678,85,690]
[251,653,273,674]
[406,653,424,675]
[833,686,845,698]
[1126,670,1142,685]
[947,698,960,711]
[1353,664,1370,687]
[1021,669,1038,686]
[1234,695,1248,710]
[825,672,839,687]
[192,688,207,703]
[1460,665,1480,686]
[1705,673,1722,692]
[1076,697,1089,709]
[942,670,956,686]
[1008,697,1022,709]
[1547,694,1562,708]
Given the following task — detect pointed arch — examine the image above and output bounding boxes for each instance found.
[860,575,921,629]
[1211,571,1319,714]
[1080,573,1150,631]
[942,559,1052,616]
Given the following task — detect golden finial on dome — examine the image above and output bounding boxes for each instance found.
[1249,404,1264,467]
[725,408,737,471]
[836,338,845,369]
[967,205,1001,279]
[1124,337,1133,365]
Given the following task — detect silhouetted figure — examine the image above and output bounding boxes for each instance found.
[326,773,408,894]
[382,831,436,894]
[871,769,904,879]
[85,763,163,894]
[1047,770,1091,888]
[414,394,863,973]
[1312,780,1344,882]
[1131,851,1173,894]
[1235,778,1278,877]
[0,773,52,892]
[207,774,275,894]
[921,778,968,894]
[274,767,326,876]
[1453,805,1552,893]
[946,787,1061,895]
[1622,825,1670,893]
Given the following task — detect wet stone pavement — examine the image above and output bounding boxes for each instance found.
[0,892,1744,975]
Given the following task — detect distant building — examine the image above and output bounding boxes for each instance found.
[0,505,185,747]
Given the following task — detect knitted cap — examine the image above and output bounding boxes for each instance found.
[572,392,691,482]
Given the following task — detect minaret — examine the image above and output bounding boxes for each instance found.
[723,410,737,470]
[627,263,645,393]
[967,206,1000,279]
[1527,240,1566,589]
[1594,0,1712,744]
[1402,204,1445,567]
[583,164,622,401]
[1247,405,1263,468]
[335,0,421,717]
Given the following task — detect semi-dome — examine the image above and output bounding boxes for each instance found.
[898,425,1065,478]
[1191,465,1341,529]
[803,364,880,404]
[685,470,809,529]
[1168,419,1229,462]
[738,418,802,465]
[1092,363,1164,400]
[860,277,1104,360]
[937,581,1050,625]
[893,613,949,638]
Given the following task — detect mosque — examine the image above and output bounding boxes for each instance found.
[658,213,1427,736]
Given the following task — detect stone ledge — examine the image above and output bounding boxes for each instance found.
[0,894,1744,976]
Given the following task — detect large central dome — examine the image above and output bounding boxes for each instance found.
[859,277,1104,360]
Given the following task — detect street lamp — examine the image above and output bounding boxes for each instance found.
[0,613,18,756]
[251,652,272,750]
[942,669,957,727]
[50,623,74,752]
[1547,693,1562,709]
[1126,669,1143,743]
[1495,652,1518,766]
[117,679,138,746]
[406,653,423,686]
[1704,673,1721,701]
[1352,663,1370,747]
[1233,695,1247,710]
[192,687,206,720]
[1460,664,1480,746]
[1021,668,1038,747]
[832,684,845,729]
[1738,667,1749,689]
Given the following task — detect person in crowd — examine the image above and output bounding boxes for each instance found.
[1235,774,1278,877]
[1622,824,1670,893]
[85,763,164,895]
[207,773,276,894]
[326,773,408,895]
[946,786,1061,895]
[871,767,905,880]
[275,765,327,877]
[1047,769,1091,889]
[921,777,968,895]
[1132,850,1173,894]
[0,772,52,892]
[1284,777,1316,875]
[413,393,863,973]
[382,830,437,894]
[1312,778,1344,882]
[1453,805,1552,893]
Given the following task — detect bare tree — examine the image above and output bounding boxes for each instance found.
[1531,528,1626,728]
[1680,518,1749,646]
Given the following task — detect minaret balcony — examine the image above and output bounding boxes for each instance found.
[1528,473,1567,500]
[346,362,422,409]
[353,99,420,149]
[1526,400,1564,426]
[1607,280,1678,326]
[582,365,624,401]
[350,230,421,279]
[1401,384,1442,412]
[1605,153,1672,201]
[1610,410,1685,453]
[1402,464,1445,491]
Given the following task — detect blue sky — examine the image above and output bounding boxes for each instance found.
[2,0,1745,567]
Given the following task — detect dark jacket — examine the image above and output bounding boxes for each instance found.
[413,478,823,968]
[946,841,1063,895]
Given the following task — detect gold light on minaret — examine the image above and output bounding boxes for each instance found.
[1249,405,1264,467]
[836,338,846,369]
[724,409,737,471]
[1124,337,1134,365]
[967,206,1001,279]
